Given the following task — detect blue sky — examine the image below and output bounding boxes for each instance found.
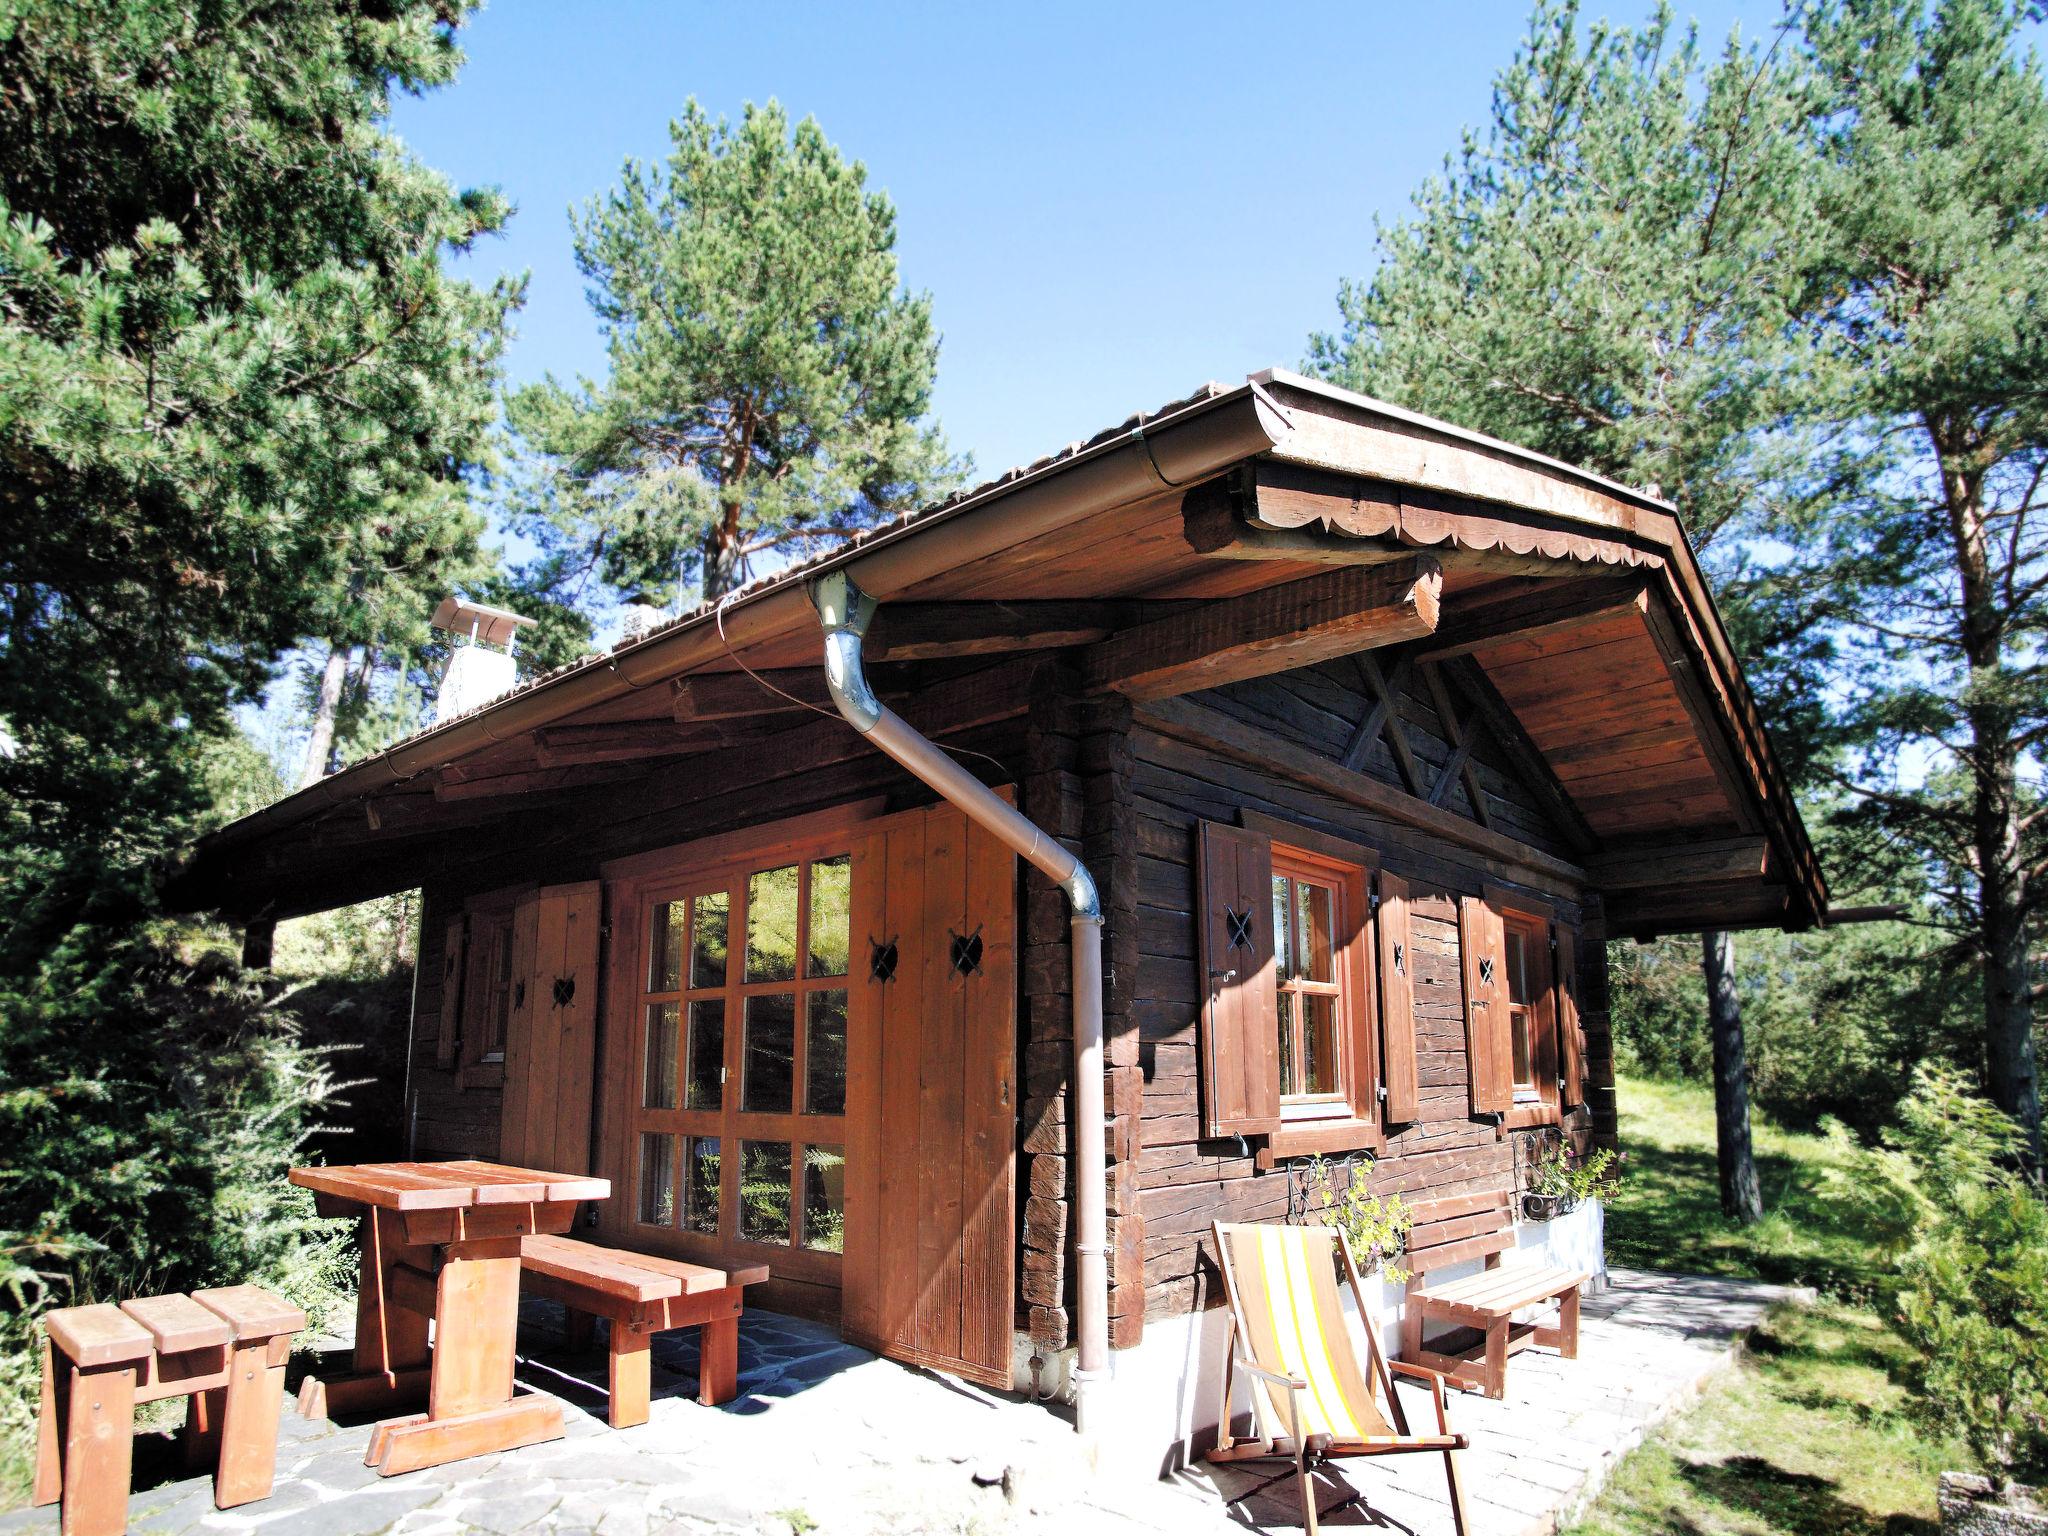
[391,0,1797,480]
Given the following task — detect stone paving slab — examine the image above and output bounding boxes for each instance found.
[3,1270,1805,1536]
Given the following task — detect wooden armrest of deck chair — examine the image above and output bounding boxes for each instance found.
[1386,1358,1465,1439]
[1210,1348,1312,1462]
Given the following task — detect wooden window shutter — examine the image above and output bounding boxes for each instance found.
[1555,924,1586,1107]
[1376,872,1419,1123]
[434,916,466,1068]
[1459,895,1512,1115]
[1196,821,1281,1139]
[499,881,603,1173]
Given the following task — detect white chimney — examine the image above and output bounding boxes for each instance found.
[430,596,537,725]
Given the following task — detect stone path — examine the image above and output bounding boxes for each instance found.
[4,1269,1806,1536]
[1183,1267,1815,1535]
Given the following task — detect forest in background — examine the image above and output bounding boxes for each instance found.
[1,0,2043,1499]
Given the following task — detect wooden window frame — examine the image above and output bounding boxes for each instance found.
[1255,832,1383,1165]
[456,884,530,1091]
[1484,883,1563,1131]
[604,816,866,1288]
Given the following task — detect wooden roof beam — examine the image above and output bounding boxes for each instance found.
[1415,578,1651,664]
[863,599,1187,661]
[532,717,779,768]
[671,666,835,720]
[1082,557,1442,701]
[1584,835,1770,890]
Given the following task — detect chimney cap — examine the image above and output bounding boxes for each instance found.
[430,596,537,649]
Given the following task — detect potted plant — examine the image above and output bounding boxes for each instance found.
[1298,1153,1412,1283]
[1523,1136,1623,1222]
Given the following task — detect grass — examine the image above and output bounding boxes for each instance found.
[1564,1075,1966,1536]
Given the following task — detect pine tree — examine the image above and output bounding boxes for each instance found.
[503,99,962,613]
[1311,0,1833,1217]
[0,0,519,916]
[1792,0,2048,1159]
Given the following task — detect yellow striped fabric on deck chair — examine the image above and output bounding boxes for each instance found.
[1209,1221,1470,1535]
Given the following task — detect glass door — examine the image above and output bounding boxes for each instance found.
[622,844,851,1283]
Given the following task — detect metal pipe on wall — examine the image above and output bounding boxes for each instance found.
[810,569,1112,1437]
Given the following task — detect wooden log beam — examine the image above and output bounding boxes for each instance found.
[863,600,1185,661]
[532,718,775,768]
[1131,694,1586,886]
[1583,836,1770,890]
[671,667,834,720]
[1081,557,1442,700]
[1414,578,1651,664]
[433,761,654,803]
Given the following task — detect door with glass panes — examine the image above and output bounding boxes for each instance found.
[602,821,854,1309]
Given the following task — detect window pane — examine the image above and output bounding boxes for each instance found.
[685,999,725,1111]
[691,891,730,989]
[1298,881,1334,983]
[638,1132,676,1225]
[1302,993,1339,1096]
[649,901,686,992]
[743,992,796,1113]
[1277,992,1297,1096]
[1511,1009,1534,1087]
[643,1003,679,1110]
[802,1145,846,1253]
[746,865,800,982]
[807,856,851,977]
[683,1136,721,1235]
[1272,877,1292,979]
[805,989,848,1116]
[739,1141,792,1244]
[1506,928,1530,1006]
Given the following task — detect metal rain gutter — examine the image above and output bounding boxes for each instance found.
[809,569,1112,1439]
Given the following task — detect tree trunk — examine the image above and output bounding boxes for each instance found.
[1938,430,2042,1165]
[299,643,349,789]
[1702,927,1763,1223]
[701,506,744,603]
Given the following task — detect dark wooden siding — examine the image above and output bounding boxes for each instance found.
[1126,660,1615,1323]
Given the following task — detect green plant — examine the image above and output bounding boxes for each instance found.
[1528,1134,1625,1210]
[1298,1155,1412,1282]
[1883,1069,2048,1488]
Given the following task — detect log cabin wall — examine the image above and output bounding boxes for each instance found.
[1125,654,1615,1325]
[400,703,1040,1173]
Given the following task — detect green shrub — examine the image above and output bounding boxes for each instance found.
[0,912,354,1496]
[1299,1154,1412,1281]
[1884,1070,2048,1487]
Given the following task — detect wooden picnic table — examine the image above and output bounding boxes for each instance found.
[287,1159,609,1477]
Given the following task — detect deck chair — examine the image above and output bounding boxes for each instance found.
[1209,1221,1469,1535]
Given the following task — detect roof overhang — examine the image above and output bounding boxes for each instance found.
[173,371,1825,936]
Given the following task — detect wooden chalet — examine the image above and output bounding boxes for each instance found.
[176,370,1824,1462]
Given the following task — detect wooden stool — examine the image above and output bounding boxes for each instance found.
[34,1286,306,1536]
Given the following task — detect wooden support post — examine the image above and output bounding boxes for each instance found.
[213,1338,285,1507]
[609,1324,653,1429]
[697,1316,739,1408]
[60,1361,137,1536]
[240,921,274,972]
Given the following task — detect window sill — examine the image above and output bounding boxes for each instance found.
[1504,1101,1560,1130]
[1255,1117,1383,1170]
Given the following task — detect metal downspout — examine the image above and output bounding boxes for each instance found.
[810,570,1111,1438]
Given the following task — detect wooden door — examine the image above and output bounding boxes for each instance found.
[500,880,602,1172]
[842,804,1017,1389]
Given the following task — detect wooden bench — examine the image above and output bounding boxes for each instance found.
[517,1235,767,1428]
[35,1286,305,1536]
[1400,1191,1583,1399]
